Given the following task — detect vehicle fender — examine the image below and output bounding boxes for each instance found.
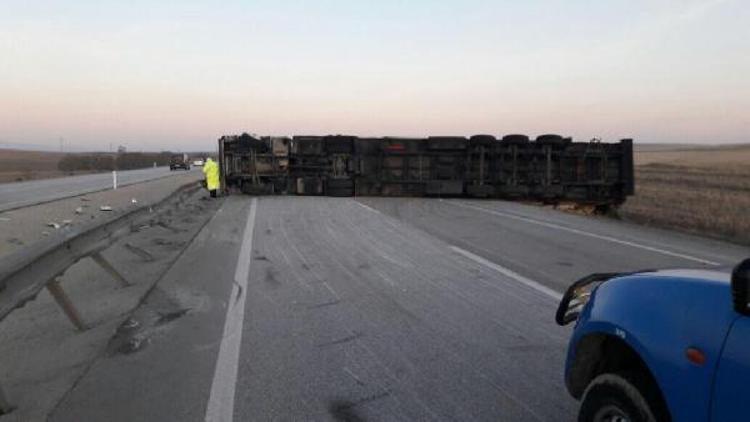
[568,274,736,422]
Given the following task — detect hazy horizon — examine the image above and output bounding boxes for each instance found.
[2,0,748,152]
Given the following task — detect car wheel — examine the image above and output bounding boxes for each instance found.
[579,373,657,422]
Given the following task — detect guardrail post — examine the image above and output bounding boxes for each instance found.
[46,278,87,331]
[91,252,131,288]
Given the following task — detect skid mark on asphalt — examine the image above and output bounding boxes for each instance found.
[307,299,341,309]
[316,332,363,348]
[447,200,720,266]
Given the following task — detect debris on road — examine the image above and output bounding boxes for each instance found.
[100,206,113,212]
[117,335,149,355]
[47,222,61,229]
[156,308,190,325]
[131,198,138,204]
[118,318,140,332]
[131,224,151,233]
[62,220,73,226]
[75,207,84,214]
[80,197,91,202]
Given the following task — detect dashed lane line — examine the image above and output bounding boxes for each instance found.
[450,246,563,301]
[446,201,719,266]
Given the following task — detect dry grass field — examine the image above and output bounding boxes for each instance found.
[620,144,750,245]
[0,149,77,183]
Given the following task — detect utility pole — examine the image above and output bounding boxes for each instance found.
[59,137,64,152]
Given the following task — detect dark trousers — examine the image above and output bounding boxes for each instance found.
[209,189,217,198]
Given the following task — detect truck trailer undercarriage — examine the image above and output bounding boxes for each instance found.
[218,134,634,207]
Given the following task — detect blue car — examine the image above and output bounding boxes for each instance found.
[556,259,750,422]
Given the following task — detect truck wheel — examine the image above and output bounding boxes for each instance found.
[501,134,530,144]
[536,134,571,146]
[579,373,657,422]
[326,178,354,197]
[469,134,496,146]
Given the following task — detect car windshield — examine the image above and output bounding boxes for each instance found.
[1,2,748,421]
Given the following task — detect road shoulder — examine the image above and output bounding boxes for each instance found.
[48,196,248,422]
[0,190,222,422]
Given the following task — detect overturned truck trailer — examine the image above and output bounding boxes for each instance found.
[218,134,634,206]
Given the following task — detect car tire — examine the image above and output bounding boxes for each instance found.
[579,373,657,422]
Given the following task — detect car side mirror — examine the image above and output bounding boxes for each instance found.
[731,258,750,315]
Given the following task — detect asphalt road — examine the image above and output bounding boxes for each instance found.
[0,167,195,211]
[49,196,749,421]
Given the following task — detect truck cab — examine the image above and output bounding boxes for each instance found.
[557,259,750,422]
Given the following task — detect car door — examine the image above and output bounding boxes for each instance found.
[711,315,750,421]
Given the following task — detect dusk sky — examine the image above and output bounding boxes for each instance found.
[1,0,748,151]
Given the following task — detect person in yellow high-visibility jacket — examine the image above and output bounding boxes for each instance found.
[202,158,220,197]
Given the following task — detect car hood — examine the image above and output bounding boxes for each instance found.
[629,267,731,285]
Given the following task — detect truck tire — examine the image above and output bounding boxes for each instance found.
[469,134,496,146]
[426,136,467,150]
[578,373,657,422]
[326,179,354,197]
[501,134,530,144]
[536,134,570,146]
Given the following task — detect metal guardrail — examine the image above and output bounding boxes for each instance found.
[0,182,201,414]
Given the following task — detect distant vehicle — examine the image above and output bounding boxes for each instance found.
[169,154,191,170]
[192,159,205,167]
[556,259,750,422]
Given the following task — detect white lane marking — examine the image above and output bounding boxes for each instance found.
[447,201,719,266]
[451,246,563,301]
[205,198,258,422]
[353,200,382,215]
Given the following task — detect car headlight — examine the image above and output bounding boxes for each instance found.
[555,273,622,325]
[568,282,602,314]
